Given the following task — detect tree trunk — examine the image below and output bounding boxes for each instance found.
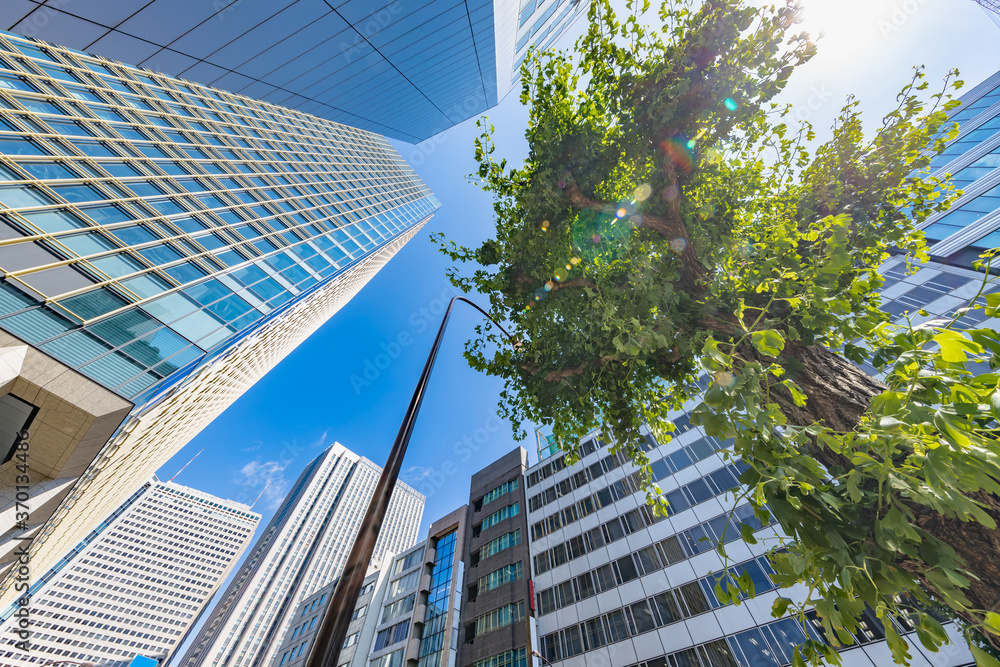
[768,340,1000,650]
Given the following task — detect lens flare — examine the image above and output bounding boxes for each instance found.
[670,238,687,253]
[544,281,554,291]
[534,288,546,301]
[724,98,738,111]
[616,208,627,218]
[633,183,652,201]
[541,219,550,231]
[554,269,566,281]
[662,185,679,202]
[659,139,694,173]
[592,233,602,244]
[570,257,580,265]
[714,370,736,387]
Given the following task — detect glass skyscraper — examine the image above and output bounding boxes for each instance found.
[915,68,1000,267]
[1,0,592,143]
[0,28,437,608]
[179,443,425,667]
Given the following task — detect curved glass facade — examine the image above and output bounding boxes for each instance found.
[0,29,438,399]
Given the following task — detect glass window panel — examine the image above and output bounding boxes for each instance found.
[40,329,111,366]
[81,349,149,388]
[665,488,690,515]
[686,478,714,504]
[0,307,73,343]
[603,610,628,643]
[52,184,106,204]
[169,308,226,345]
[60,288,129,320]
[18,162,76,180]
[110,225,158,246]
[0,184,56,209]
[764,618,809,664]
[21,209,88,233]
[121,273,171,299]
[0,138,47,156]
[141,291,198,323]
[83,204,135,226]
[730,629,780,667]
[98,161,141,178]
[91,252,144,278]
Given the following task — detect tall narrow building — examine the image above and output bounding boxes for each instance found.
[0,477,259,667]
[179,443,424,667]
[0,27,438,605]
[273,505,468,667]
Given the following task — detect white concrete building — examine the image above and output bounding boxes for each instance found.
[180,443,424,667]
[0,477,259,666]
[525,416,977,667]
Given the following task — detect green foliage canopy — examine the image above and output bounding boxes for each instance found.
[437,0,1000,664]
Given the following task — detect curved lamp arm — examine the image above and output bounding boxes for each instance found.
[305,297,513,667]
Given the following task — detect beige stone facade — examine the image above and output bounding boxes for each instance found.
[0,330,132,569]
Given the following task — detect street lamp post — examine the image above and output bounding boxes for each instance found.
[304,296,512,667]
[531,649,554,667]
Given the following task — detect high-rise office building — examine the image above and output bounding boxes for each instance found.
[0,28,437,604]
[0,476,259,667]
[458,449,533,667]
[522,423,982,667]
[913,68,1000,268]
[179,443,425,667]
[1,0,592,143]
[274,505,468,667]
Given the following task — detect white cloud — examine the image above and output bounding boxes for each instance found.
[401,465,434,486]
[237,458,290,511]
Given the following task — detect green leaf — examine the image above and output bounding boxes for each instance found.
[971,644,1000,667]
[772,597,792,617]
[985,292,1000,317]
[751,329,785,357]
[933,329,981,363]
[781,379,807,407]
[985,611,1000,635]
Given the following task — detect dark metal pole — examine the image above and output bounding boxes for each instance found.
[304,297,512,667]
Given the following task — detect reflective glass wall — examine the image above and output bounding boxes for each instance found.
[0,29,438,400]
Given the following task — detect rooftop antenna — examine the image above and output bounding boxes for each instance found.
[168,448,205,483]
[250,480,271,510]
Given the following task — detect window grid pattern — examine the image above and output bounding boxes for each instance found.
[372,620,409,652]
[472,647,528,667]
[533,501,773,580]
[540,593,819,666]
[0,30,437,399]
[478,529,521,562]
[480,502,519,532]
[473,601,524,638]
[479,478,518,508]
[416,530,458,667]
[476,561,523,596]
[530,454,744,542]
[535,504,774,615]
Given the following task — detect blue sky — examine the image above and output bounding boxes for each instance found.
[158,0,1000,597]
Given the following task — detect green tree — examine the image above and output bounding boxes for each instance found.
[436,0,1000,663]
